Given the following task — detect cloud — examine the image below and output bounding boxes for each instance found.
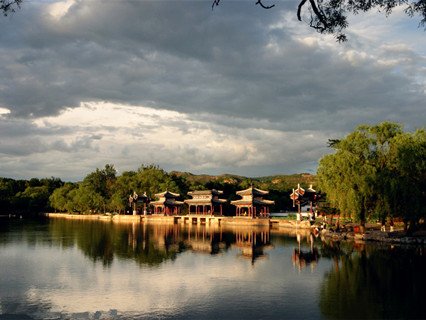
[0,0,424,179]
[0,102,332,180]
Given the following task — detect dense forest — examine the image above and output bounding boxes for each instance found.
[0,165,316,216]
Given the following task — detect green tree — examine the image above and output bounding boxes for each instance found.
[71,184,105,214]
[387,129,426,231]
[78,164,117,213]
[49,183,77,212]
[317,122,425,230]
[13,185,50,214]
[83,164,117,199]
[108,170,137,213]
[133,164,180,198]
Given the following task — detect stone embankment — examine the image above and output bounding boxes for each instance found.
[321,229,426,245]
[47,213,313,229]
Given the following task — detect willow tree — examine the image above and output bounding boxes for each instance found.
[318,126,380,227]
[387,129,426,231]
[317,122,426,230]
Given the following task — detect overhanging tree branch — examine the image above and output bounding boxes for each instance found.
[213,0,426,42]
[255,0,275,9]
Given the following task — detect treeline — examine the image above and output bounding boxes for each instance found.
[0,177,64,215]
[317,122,425,232]
[0,164,316,216]
[49,165,315,215]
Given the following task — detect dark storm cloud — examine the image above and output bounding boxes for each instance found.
[0,0,424,179]
[0,0,424,129]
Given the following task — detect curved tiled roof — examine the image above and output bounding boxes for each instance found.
[184,198,227,205]
[188,189,223,196]
[151,199,184,206]
[236,187,269,196]
[154,190,180,198]
[231,198,274,206]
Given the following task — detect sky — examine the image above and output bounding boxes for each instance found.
[0,0,425,181]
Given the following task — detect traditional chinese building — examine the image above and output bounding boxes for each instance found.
[231,186,274,218]
[150,190,184,215]
[128,191,149,215]
[184,189,227,215]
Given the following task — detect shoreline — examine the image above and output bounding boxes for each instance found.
[46,212,312,229]
[321,228,426,245]
[44,213,426,245]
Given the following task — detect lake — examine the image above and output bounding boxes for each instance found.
[0,218,425,319]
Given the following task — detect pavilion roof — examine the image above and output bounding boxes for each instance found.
[184,198,227,205]
[188,189,223,196]
[231,199,275,206]
[154,190,180,199]
[151,198,184,206]
[236,187,269,196]
[306,184,316,193]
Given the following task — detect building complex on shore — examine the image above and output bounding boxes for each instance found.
[134,187,275,219]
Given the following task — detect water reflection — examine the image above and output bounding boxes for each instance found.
[0,219,425,319]
[319,239,426,319]
[233,228,272,264]
[292,233,319,271]
[48,219,275,267]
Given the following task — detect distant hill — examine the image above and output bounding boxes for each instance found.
[169,171,317,192]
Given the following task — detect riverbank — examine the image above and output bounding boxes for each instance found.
[46,213,312,229]
[45,213,426,245]
[321,228,426,245]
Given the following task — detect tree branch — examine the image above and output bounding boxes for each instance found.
[297,0,308,21]
[308,0,328,30]
[255,0,275,9]
[212,0,220,10]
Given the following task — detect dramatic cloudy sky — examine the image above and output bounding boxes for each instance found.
[0,0,425,181]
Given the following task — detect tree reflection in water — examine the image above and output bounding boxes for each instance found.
[47,219,426,319]
[48,219,273,267]
[319,240,426,319]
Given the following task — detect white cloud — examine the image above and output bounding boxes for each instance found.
[16,101,329,179]
[47,0,76,20]
[0,107,10,116]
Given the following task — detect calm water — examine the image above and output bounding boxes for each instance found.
[0,219,425,320]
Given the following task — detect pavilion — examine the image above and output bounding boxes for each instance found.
[184,189,227,215]
[231,186,275,218]
[150,190,184,215]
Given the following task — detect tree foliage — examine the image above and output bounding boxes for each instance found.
[214,0,426,41]
[0,177,63,215]
[0,0,21,16]
[317,122,425,230]
[2,164,315,216]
